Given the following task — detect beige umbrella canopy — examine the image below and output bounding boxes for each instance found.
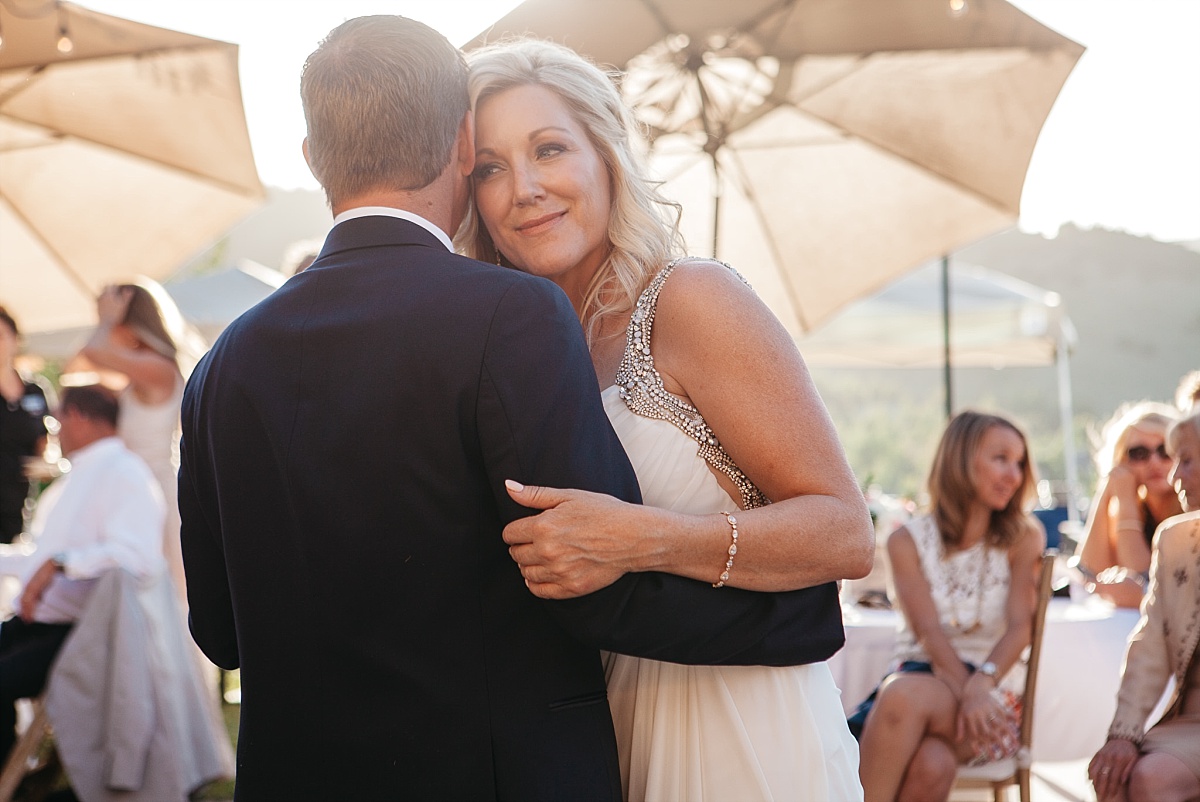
[469,0,1083,336]
[0,1,264,334]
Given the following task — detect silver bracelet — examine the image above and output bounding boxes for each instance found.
[712,512,739,588]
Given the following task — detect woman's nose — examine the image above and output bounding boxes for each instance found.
[512,164,544,206]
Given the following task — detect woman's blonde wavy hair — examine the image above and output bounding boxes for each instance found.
[1091,400,1179,478]
[454,38,684,344]
[927,411,1038,549]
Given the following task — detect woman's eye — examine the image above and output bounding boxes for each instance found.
[473,163,500,181]
[537,143,566,158]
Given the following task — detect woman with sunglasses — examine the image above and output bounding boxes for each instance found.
[1076,401,1182,608]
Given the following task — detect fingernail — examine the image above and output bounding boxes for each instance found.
[505,479,524,492]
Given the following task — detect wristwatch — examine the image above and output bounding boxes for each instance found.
[977,661,999,680]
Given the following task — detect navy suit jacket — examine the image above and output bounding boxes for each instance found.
[179,216,844,801]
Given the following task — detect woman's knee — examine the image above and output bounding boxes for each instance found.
[1128,753,1200,802]
[898,738,957,802]
[871,675,952,730]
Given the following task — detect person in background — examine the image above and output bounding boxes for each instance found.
[0,385,164,765]
[1075,402,1182,608]
[281,238,323,276]
[74,282,193,600]
[1175,370,1200,414]
[855,411,1044,802]
[0,306,49,544]
[1088,411,1200,802]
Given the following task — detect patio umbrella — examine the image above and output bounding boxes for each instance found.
[0,1,264,334]
[797,260,1082,522]
[467,0,1084,336]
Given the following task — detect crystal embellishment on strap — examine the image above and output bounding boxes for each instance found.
[615,258,769,510]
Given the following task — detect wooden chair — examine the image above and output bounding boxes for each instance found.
[953,551,1057,802]
[0,696,50,802]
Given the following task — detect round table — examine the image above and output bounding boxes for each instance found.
[829,597,1148,762]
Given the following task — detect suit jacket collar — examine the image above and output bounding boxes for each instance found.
[316,215,449,263]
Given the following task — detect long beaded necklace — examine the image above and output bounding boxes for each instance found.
[943,539,990,635]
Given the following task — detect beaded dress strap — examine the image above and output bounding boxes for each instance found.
[615,257,769,510]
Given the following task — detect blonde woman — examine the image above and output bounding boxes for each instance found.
[459,38,872,801]
[77,282,197,599]
[1089,412,1200,802]
[1076,402,1182,608]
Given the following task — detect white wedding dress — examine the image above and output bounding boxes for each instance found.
[119,374,186,601]
[600,261,862,802]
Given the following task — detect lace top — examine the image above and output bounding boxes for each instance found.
[614,258,768,510]
[893,514,1024,691]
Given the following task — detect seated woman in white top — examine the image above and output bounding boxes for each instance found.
[855,410,1044,802]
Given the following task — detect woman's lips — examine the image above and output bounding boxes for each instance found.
[516,210,566,233]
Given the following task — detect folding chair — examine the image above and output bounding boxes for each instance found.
[0,696,50,802]
[953,551,1057,802]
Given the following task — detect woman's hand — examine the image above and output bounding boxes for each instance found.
[955,675,1016,756]
[1089,738,1139,800]
[502,481,663,599]
[96,285,133,326]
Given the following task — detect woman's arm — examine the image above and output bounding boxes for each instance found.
[1108,467,1152,573]
[1107,522,1178,743]
[886,527,973,694]
[504,261,873,596]
[955,520,1044,748]
[983,521,1045,678]
[1076,476,1115,573]
[79,286,177,404]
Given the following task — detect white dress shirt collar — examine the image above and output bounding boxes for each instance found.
[65,435,124,470]
[332,207,454,252]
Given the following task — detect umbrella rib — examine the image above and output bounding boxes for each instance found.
[0,65,47,108]
[743,0,802,53]
[636,0,674,39]
[721,151,811,332]
[0,190,97,299]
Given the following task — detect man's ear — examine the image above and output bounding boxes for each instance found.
[456,111,476,177]
[302,138,314,174]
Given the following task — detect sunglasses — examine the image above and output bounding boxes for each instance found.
[1126,443,1169,463]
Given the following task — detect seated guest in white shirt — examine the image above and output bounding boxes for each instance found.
[0,384,165,764]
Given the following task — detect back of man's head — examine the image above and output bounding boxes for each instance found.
[301,15,469,207]
[61,385,120,430]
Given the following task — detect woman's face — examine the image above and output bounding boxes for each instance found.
[111,322,142,350]
[1122,425,1173,492]
[970,425,1027,512]
[473,83,612,301]
[1169,427,1199,512]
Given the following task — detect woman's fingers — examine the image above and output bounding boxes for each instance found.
[504,480,579,510]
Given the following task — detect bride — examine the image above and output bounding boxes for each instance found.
[457,38,873,802]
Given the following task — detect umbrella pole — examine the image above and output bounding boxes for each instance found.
[1057,334,1082,524]
[941,255,953,420]
[710,152,722,258]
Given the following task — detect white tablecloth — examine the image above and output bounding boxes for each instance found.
[829,597,1146,762]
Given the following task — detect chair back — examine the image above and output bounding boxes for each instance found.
[953,550,1059,802]
[1019,552,1058,750]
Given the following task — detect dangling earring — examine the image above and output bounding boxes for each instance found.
[494,249,505,267]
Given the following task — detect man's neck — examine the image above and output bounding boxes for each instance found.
[332,187,454,239]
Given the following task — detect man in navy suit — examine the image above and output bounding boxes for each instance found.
[179,16,844,801]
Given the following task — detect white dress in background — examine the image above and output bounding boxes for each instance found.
[118,373,186,601]
[601,261,862,802]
